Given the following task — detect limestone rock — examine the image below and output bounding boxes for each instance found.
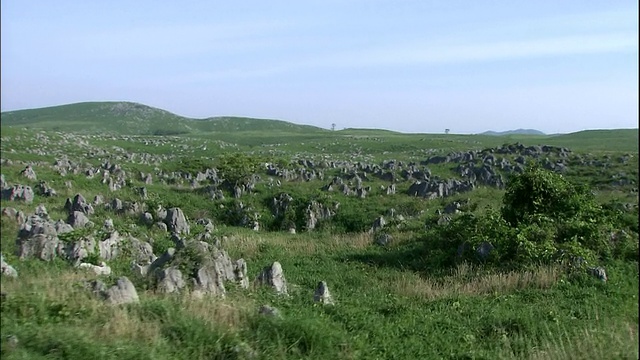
[164,207,190,235]
[255,262,288,295]
[1,254,18,278]
[313,281,334,305]
[104,277,139,305]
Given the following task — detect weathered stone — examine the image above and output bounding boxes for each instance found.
[588,266,608,282]
[104,277,139,305]
[78,262,111,276]
[20,165,37,180]
[476,241,494,261]
[1,185,35,203]
[68,211,91,228]
[156,267,186,293]
[313,281,334,305]
[374,233,393,246]
[164,207,190,235]
[255,262,288,295]
[1,254,18,278]
[258,305,281,317]
[17,234,60,261]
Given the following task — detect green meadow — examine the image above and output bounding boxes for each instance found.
[1,102,638,359]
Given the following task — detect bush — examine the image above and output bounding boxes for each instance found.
[427,166,630,269]
[501,165,599,227]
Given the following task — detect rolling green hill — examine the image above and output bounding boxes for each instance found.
[0,102,328,136]
[1,102,638,153]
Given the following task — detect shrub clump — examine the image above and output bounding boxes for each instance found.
[427,165,637,268]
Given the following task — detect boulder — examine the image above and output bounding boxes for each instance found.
[313,281,334,305]
[255,262,288,295]
[164,207,190,235]
[104,277,139,305]
[20,165,37,180]
[1,185,35,203]
[78,261,111,276]
[1,254,18,278]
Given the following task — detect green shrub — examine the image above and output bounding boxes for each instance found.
[428,167,630,269]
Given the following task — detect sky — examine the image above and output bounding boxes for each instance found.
[1,1,638,134]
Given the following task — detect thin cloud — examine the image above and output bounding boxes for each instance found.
[175,32,638,82]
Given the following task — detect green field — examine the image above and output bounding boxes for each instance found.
[1,102,638,359]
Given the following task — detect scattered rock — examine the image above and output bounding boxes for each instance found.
[164,207,190,235]
[258,305,281,317]
[1,254,18,278]
[255,261,288,295]
[78,261,111,276]
[20,165,37,180]
[313,281,334,305]
[103,277,139,305]
[588,266,607,282]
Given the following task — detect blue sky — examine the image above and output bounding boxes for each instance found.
[1,1,637,134]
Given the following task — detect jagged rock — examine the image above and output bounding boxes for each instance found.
[234,259,250,289]
[20,165,37,180]
[54,220,74,234]
[154,222,168,232]
[588,266,607,282]
[17,234,60,261]
[313,281,334,305]
[18,214,57,239]
[374,233,393,246]
[16,211,25,224]
[164,207,190,235]
[68,211,92,228]
[1,207,18,219]
[98,231,123,260]
[103,277,139,305]
[258,305,281,317]
[1,254,18,278]
[147,248,176,275]
[255,262,288,295]
[370,216,386,233]
[109,198,124,213]
[141,212,154,225]
[36,181,57,197]
[70,194,94,215]
[193,264,226,296]
[155,206,168,222]
[195,218,215,232]
[103,218,114,231]
[78,262,111,276]
[34,204,48,219]
[156,267,186,293]
[1,185,35,203]
[62,236,96,265]
[476,241,494,261]
[93,195,104,205]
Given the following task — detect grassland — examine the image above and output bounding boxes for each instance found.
[0,102,638,359]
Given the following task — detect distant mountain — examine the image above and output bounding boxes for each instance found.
[0,101,328,135]
[480,129,546,136]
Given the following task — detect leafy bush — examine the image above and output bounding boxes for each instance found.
[427,166,633,269]
[501,165,599,227]
[215,153,265,186]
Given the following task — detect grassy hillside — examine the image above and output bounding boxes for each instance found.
[0,116,638,359]
[0,102,328,136]
[545,129,639,153]
[2,102,638,154]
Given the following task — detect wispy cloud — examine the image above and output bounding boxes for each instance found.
[174,31,637,83]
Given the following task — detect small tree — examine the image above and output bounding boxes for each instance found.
[501,165,598,227]
[215,153,263,186]
[331,123,336,131]
[445,129,450,134]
